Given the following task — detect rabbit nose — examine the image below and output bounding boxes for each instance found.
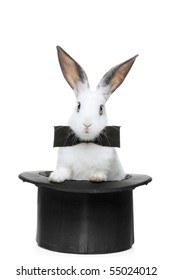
[83,123,92,128]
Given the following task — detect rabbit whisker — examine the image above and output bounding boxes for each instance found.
[64,129,75,146]
[101,130,111,147]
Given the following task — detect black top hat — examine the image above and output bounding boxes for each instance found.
[18,125,152,254]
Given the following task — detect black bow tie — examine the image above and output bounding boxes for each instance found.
[53,126,120,147]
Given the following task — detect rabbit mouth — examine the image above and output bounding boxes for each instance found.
[84,128,90,134]
[69,124,102,142]
[82,132,95,140]
[83,123,92,135]
[82,126,99,141]
[77,129,97,141]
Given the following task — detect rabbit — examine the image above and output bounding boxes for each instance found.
[49,46,138,183]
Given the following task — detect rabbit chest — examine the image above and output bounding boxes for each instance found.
[57,143,115,179]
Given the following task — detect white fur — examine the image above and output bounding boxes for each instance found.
[49,47,129,183]
[49,143,125,182]
[69,87,107,141]
[49,87,126,183]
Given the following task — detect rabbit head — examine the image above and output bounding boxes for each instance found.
[57,46,138,141]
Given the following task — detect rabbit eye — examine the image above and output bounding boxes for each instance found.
[77,102,81,112]
[99,105,104,115]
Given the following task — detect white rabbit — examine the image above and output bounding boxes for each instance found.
[49,47,138,183]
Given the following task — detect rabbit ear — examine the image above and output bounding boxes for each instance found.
[97,55,138,99]
[57,46,89,92]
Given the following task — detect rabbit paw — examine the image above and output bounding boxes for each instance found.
[49,168,71,183]
[89,171,107,182]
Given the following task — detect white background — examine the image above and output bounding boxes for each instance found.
[0,0,173,279]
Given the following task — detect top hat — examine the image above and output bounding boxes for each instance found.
[19,126,152,254]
